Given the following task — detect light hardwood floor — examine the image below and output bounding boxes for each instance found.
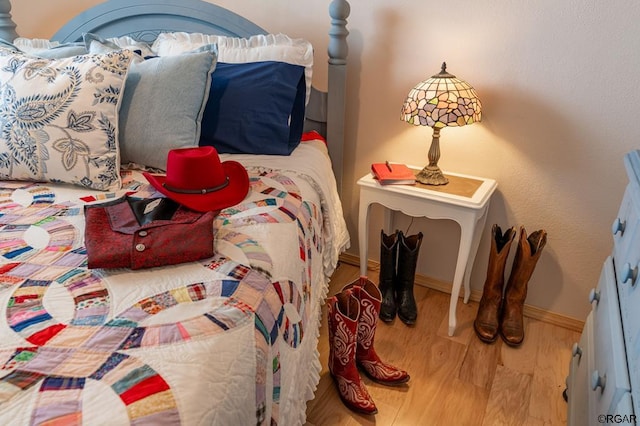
[305,262,579,426]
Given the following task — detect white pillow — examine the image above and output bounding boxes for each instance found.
[152,32,313,104]
[12,37,87,59]
[12,37,59,52]
[0,48,135,190]
[99,35,156,58]
[15,35,156,59]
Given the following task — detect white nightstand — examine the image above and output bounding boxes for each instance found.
[357,168,497,336]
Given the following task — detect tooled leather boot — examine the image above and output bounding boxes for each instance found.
[343,276,410,385]
[378,230,398,322]
[499,226,547,346]
[396,231,423,325]
[327,289,377,414]
[473,224,516,343]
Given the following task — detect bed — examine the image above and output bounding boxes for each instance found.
[0,0,351,424]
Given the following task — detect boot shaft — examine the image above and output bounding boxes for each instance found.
[487,225,517,278]
[379,230,398,288]
[342,277,381,351]
[327,291,359,371]
[500,226,547,346]
[396,231,423,282]
[395,231,423,325]
[474,224,516,343]
[483,224,517,296]
[504,226,547,302]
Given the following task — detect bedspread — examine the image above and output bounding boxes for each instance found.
[0,143,349,425]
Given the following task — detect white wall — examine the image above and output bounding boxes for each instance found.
[12,0,640,322]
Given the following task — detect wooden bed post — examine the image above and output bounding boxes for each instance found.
[0,0,17,42]
[327,0,350,196]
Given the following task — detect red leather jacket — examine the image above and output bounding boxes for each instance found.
[84,197,216,270]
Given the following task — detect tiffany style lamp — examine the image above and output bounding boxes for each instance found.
[401,62,482,185]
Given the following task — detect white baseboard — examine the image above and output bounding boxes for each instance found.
[338,252,585,333]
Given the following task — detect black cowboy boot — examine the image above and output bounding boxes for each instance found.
[378,230,398,322]
[396,231,423,325]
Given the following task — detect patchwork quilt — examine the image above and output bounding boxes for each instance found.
[0,143,349,425]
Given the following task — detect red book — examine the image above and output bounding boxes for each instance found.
[371,161,416,185]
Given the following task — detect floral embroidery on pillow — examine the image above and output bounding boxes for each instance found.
[0,48,133,190]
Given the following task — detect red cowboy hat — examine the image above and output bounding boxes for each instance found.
[143,146,249,212]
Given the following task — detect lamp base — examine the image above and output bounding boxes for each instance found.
[416,165,449,185]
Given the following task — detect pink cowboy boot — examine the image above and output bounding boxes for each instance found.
[327,289,378,414]
[344,276,410,385]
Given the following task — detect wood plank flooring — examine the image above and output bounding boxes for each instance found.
[305,262,578,426]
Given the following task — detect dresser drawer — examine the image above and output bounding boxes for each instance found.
[590,257,631,417]
[613,154,640,285]
[616,227,640,421]
[615,150,640,420]
[567,313,593,426]
[613,196,640,292]
[612,185,640,265]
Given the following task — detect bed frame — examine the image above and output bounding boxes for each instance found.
[0,0,349,192]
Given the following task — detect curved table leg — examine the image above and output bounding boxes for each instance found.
[358,199,372,277]
[462,203,491,303]
[448,214,476,337]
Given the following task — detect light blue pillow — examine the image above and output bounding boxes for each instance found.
[85,33,218,170]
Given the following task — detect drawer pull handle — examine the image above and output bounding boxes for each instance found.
[620,263,638,286]
[571,342,582,359]
[611,218,626,236]
[591,370,606,392]
[588,288,600,304]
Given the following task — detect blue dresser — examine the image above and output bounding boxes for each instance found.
[567,150,639,425]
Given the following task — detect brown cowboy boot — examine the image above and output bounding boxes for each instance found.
[343,276,410,385]
[473,224,516,343]
[378,230,398,322]
[327,289,377,414]
[499,226,547,346]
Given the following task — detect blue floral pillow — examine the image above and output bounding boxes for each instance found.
[0,48,134,190]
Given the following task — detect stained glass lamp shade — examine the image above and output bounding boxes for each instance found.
[401,62,482,185]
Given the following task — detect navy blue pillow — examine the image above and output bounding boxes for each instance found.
[200,61,306,155]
